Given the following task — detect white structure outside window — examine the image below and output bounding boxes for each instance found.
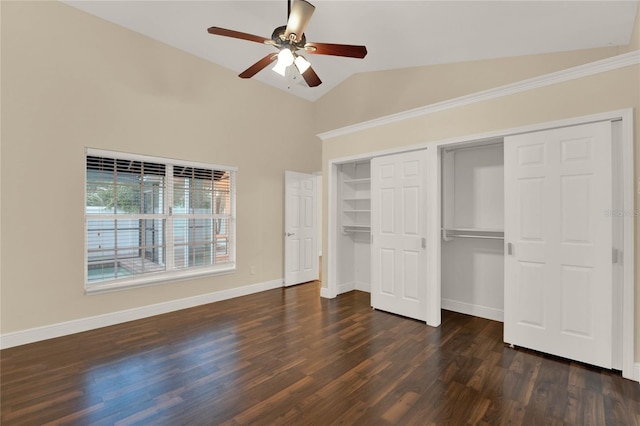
[85,148,236,293]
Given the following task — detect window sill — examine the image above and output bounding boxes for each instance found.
[85,264,236,295]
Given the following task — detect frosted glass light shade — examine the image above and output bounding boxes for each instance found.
[277,48,294,66]
[294,55,311,74]
[272,61,287,76]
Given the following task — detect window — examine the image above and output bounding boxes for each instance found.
[85,149,236,293]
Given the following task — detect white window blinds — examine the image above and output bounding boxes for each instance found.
[85,149,236,293]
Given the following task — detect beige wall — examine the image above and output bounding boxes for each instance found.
[313,47,620,134]
[0,1,321,333]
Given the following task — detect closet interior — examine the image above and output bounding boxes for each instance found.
[441,139,505,321]
[336,160,372,294]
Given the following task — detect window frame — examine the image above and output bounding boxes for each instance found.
[84,148,237,294]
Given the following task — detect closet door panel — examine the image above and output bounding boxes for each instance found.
[371,149,428,321]
[380,188,395,233]
[402,250,420,301]
[518,177,545,241]
[380,248,395,295]
[517,261,546,328]
[504,121,612,369]
[403,187,419,235]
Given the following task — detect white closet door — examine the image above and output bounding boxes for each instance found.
[284,171,318,286]
[371,150,428,321]
[504,121,612,368]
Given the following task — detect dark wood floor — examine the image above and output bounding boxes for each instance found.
[2,282,639,425]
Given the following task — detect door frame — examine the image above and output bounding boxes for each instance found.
[325,145,434,300]
[325,108,635,381]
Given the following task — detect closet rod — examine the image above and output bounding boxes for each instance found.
[447,234,504,240]
[343,228,371,234]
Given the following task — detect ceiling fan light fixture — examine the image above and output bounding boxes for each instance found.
[272,60,288,76]
[273,48,294,76]
[277,48,295,67]
[294,55,311,74]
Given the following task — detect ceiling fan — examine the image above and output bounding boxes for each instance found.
[207,0,368,88]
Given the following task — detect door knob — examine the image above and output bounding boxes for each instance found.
[286,232,295,237]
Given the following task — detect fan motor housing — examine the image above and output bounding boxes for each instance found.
[271,25,306,50]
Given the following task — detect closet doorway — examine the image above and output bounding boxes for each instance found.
[433,110,634,379]
[441,139,505,322]
[327,147,431,324]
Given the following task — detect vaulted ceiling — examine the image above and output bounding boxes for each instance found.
[64,1,639,102]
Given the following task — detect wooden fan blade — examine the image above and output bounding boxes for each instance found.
[301,66,322,87]
[284,0,315,42]
[239,54,277,79]
[304,42,367,59]
[207,27,270,44]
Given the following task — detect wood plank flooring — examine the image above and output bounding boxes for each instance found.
[2,282,639,425]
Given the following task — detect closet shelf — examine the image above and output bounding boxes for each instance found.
[343,178,370,184]
[343,225,371,233]
[446,227,504,233]
[442,228,504,241]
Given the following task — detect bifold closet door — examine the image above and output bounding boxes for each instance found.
[371,150,428,321]
[504,121,612,368]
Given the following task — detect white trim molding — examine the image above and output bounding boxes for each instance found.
[619,109,636,381]
[320,286,335,299]
[634,363,640,382]
[337,282,355,295]
[441,299,504,323]
[0,279,283,350]
[317,50,640,141]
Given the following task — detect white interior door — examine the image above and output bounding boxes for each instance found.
[284,171,318,286]
[371,150,428,321]
[504,121,612,368]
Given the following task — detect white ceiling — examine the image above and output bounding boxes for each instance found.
[64,1,638,102]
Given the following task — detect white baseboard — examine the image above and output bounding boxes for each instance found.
[320,287,335,299]
[0,279,283,350]
[441,298,504,322]
[634,363,640,382]
[335,281,371,295]
[337,281,355,295]
[354,282,370,293]
[321,282,369,298]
